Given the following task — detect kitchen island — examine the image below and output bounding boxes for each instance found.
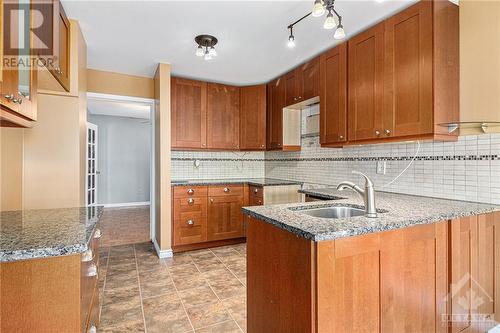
[0,206,103,333]
[242,189,500,333]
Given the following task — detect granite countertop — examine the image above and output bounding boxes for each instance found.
[0,206,103,262]
[171,178,302,187]
[242,188,500,242]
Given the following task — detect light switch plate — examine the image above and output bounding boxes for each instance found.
[376,161,386,175]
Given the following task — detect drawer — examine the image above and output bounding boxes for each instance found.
[174,212,207,246]
[173,197,207,219]
[208,185,244,197]
[249,185,264,199]
[173,186,208,198]
[249,195,263,206]
[86,288,100,333]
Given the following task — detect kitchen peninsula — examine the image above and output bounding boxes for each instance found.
[243,190,500,333]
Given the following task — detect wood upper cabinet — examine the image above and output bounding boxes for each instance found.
[348,22,386,142]
[267,78,284,150]
[207,83,240,150]
[384,0,433,138]
[171,77,207,149]
[240,84,266,150]
[320,43,347,146]
[284,70,299,107]
[54,0,70,91]
[207,194,244,241]
[298,57,320,101]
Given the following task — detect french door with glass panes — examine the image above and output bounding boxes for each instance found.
[86,123,98,206]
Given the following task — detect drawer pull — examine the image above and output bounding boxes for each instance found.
[188,198,194,204]
[210,198,214,203]
[254,188,259,194]
[87,263,98,278]
[89,325,97,333]
[82,249,94,262]
[223,187,230,193]
[187,188,194,195]
[94,228,102,239]
[186,220,194,226]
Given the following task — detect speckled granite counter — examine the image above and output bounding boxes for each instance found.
[0,206,103,262]
[242,188,500,241]
[172,178,302,187]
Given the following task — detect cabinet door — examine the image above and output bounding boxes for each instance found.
[320,43,347,146]
[267,78,283,150]
[348,22,386,141]
[384,1,433,138]
[55,0,70,91]
[240,84,266,150]
[284,70,298,106]
[171,78,207,149]
[207,83,240,150]
[299,57,320,101]
[207,195,244,241]
[450,216,478,333]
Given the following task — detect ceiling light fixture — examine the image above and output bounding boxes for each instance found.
[286,0,345,47]
[195,34,218,60]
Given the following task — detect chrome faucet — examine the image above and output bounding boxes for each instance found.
[336,171,377,218]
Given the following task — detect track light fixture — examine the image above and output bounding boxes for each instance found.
[286,0,345,48]
[195,34,218,61]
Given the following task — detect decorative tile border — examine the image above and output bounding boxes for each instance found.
[172,154,500,162]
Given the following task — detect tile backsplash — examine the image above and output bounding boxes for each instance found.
[265,134,500,204]
[171,151,265,180]
[171,133,500,204]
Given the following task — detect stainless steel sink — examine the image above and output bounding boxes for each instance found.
[299,206,366,219]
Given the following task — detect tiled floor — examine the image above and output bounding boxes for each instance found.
[98,242,247,333]
[99,206,151,247]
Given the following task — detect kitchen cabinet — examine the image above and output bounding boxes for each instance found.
[347,0,458,144]
[284,69,299,107]
[347,22,386,142]
[207,83,240,150]
[172,185,245,252]
[266,78,284,150]
[171,77,207,149]
[1,0,38,127]
[298,57,320,102]
[53,0,71,91]
[320,43,347,146]
[240,84,266,150]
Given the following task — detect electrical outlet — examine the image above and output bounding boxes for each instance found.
[376,161,386,175]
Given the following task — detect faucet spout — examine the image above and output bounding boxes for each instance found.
[336,171,378,218]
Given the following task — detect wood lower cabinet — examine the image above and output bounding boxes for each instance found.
[172,185,245,252]
[1,227,102,333]
[171,78,207,149]
[207,83,240,150]
[208,194,244,241]
[247,212,500,333]
[320,43,347,147]
[240,84,266,150]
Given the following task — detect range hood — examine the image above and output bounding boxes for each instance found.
[440,0,500,135]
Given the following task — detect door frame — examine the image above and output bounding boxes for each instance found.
[87,92,156,241]
[86,122,98,206]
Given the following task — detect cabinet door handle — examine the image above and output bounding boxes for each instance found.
[87,263,98,277]
[4,94,14,101]
[210,198,214,203]
[254,188,259,194]
[385,129,391,136]
[188,198,194,204]
[81,249,94,262]
[375,130,381,136]
[258,200,262,205]
[339,135,344,140]
[88,325,97,333]
[186,220,194,226]
[94,228,102,239]
[55,67,62,75]
[187,188,194,195]
[223,187,230,193]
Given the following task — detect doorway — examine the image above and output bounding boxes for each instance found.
[87,92,155,247]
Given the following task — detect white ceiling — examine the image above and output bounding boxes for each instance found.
[87,99,151,119]
[62,0,417,85]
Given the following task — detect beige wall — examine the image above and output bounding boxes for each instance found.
[87,69,154,99]
[154,63,172,251]
[0,128,23,211]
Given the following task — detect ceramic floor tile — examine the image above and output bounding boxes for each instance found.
[185,301,231,329]
[195,320,242,333]
[100,206,150,247]
[143,293,193,333]
[100,300,144,331]
[210,246,240,259]
[171,273,208,291]
[223,295,247,333]
[139,270,177,299]
[162,253,195,268]
[208,278,245,300]
[178,285,219,308]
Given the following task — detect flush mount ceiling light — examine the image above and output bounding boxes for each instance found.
[195,34,218,61]
[287,0,345,48]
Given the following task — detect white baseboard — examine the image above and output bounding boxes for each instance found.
[153,238,173,258]
[102,201,150,208]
